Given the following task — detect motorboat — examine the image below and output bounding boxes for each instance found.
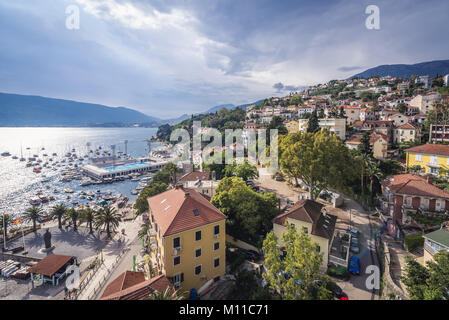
[1,151,11,157]
[29,197,42,205]
[64,188,74,193]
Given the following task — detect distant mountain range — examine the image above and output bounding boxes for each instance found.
[351,59,449,79]
[0,92,262,127]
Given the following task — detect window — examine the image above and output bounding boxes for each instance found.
[214,225,220,235]
[415,154,422,162]
[195,248,202,258]
[214,242,220,251]
[195,230,202,241]
[174,256,181,266]
[173,237,180,249]
[214,258,220,268]
[193,209,199,216]
[194,265,202,275]
[317,246,320,253]
[302,226,308,234]
[173,273,184,289]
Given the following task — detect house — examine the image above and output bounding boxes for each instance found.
[297,106,315,118]
[353,120,394,143]
[298,118,346,140]
[379,174,449,238]
[285,120,299,134]
[345,132,389,160]
[343,105,361,124]
[100,272,174,300]
[387,113,408,127]
[415,75,431,89]
[408,114,427,126]
[409,92,442,115]
[394,123,421,144]
[147,186,227,294]
[272,200,337,269]
[405,144,449,176]
[429,124,449,143]
[423,226,449,264]
[360,108,376,121]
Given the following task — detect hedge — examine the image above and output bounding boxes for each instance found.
[404,234,424,252]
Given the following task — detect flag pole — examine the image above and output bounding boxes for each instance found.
[2,212,6,250]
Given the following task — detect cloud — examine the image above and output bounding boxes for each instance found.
[1,0,449,118]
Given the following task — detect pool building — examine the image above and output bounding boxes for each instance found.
[82,158,168,181]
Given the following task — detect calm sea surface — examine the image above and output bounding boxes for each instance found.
[0,127,159,219]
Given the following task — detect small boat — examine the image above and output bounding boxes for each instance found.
[12,155,18,159]
[52,153,57,156]
[29,197,41,205]
[131,189,139,195]
[1,151,11,157]
[64,188,74,193]
[33,167,41,173]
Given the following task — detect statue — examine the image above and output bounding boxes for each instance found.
[43,228,52,249]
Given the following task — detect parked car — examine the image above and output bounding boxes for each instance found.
[246,180,254,186]
[349,228,359,238]
[350,244,360,254]
[274,175,284,181]
[242,249,260,261]
[314,280,344,299]
[348,256,361,275]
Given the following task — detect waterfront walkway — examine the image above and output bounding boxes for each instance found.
[76,215,142,300]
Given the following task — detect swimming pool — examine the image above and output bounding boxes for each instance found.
[104,162,150,172]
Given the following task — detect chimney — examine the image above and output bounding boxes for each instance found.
[427,175,433,184]
[184,189,190,197]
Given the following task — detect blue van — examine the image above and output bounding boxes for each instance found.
[348,256,361,275]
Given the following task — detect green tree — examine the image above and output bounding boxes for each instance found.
[138,221,150,240]
[262,224,333,300]
[424,250,449,300]
[357,131,372,156]
[0,214,12,239]
[164,162,180,185]
[366,159,384,204]
[211,177,278,246]
[279,130,355,199]
[95,206,121,238]
[134,181,168,215]
[268,116,288,136]
[64,208,81,231]
[51,204,67,229]
[307,111,320,133]
[81,208,96,233]
[148,287,183,300]
[397,102,407,114]
[232,270,272,300]
[24,206,44,231]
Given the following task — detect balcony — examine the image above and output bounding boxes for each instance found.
[424,241,440,256]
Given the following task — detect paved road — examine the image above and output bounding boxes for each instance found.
[96,235,143,299]
[334,196,382,300]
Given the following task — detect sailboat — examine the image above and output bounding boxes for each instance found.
[19,145,26,162]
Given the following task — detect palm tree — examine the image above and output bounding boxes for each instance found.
[366,159,384,204]
[95,206,121,238]
[51,204,67,229]
[138,222,150,240]
[81,208,96,234]
[0,214,12,239]
[355,152,372,196]
[24,206,44,231]
[148,287,183,300]
[64,208,80,231]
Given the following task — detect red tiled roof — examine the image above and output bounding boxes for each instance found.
[100,274,174,300]
[397,123,417,130]
[28,254,74,277]
[178,171,211,182]
[101,271,145,299]
[383,174,449,199]
[148,186,226,236]
[405,144,449,156]
[273,200,337,239]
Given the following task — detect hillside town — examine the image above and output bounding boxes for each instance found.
[1,73,449,302]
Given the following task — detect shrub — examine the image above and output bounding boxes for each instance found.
[404,234,424,252]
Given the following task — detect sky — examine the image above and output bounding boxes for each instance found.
[1,0,448,118]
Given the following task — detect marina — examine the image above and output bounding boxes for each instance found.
[0,127,172,221]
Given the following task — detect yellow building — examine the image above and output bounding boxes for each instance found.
[285,120,299,134]
[405,144,449,177]
[272,200,337,269]
[147,186,226,295]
